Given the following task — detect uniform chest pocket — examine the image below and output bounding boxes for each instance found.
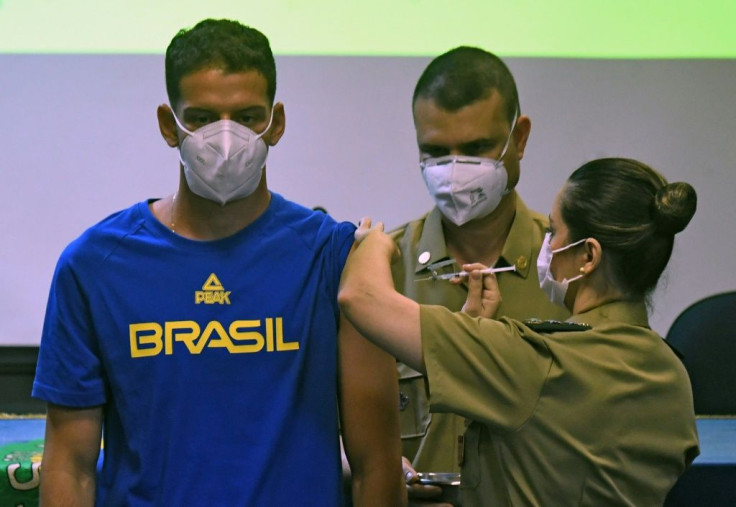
[397,362,432,439]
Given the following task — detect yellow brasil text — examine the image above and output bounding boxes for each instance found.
[129,318,298,357]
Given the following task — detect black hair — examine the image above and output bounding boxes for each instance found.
[165,19,276,107]
[560,158,697,299]
[412,46,519,123]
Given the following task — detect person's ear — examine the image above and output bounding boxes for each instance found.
[580,238,602,276]
[157,104,180,148]
[263,102,286,147]
[512,115,531,160]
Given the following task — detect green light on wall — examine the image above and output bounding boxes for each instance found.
[1,0,735,58]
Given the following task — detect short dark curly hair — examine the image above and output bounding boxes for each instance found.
[165,19,276,108]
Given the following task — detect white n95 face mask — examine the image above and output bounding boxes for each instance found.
[537,232,587,307]
[420,112,517,226]
[421,155,509,226]
[172,109,274,205]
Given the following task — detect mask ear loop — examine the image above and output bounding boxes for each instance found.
[550,237,588,255]
[170,108,195,136]
[256,106,275,140]
[494,109,519,196]
[551,237,590,284]
[169,109,193,170]
[496,109,519,163]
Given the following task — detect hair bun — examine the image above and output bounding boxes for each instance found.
[653,182,697,235]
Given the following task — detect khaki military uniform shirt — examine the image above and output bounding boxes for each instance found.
[390,196,569,472]
[421,301,700,506]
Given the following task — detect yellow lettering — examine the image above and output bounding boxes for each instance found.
[266,318,274,352]
[192,321,227,353]
[165,321,200,355]
[130,317,298,357]
[276,317,299,351]
[130,323,163,358]
[194,290,232,305]
[229,320,265,353]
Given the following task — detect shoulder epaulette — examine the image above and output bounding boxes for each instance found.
[523,319,591,333]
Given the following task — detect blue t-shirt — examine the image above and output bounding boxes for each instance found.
[33,193,355,506]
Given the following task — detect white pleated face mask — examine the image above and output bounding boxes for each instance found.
[537,232,588,307]
[419,112,517,226]
[172,108,273,205]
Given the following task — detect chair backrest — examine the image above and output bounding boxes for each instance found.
[665,291,736,415]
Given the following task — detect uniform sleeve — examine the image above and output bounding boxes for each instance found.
[421,306,552,432]
[32,251,107,407]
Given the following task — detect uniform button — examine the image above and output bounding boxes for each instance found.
[418,251,431,265]
[399,392,410,411]
[515,256,528,270]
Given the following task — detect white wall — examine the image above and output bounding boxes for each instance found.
[1,55,734,345]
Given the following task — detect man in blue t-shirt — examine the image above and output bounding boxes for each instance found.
[33,19,404,506]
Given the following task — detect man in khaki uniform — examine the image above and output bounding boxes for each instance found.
[391,46,569,497]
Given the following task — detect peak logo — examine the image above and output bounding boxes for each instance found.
[196,273,231,305]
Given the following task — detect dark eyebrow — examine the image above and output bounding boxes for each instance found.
[458,138,496,151]
[418,142,443,152]
[418,137,496,154]
[182,107,214,114]
[182,105,267,115]
[235,105,268,114]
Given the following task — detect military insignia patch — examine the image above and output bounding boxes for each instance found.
[523,319,591,333]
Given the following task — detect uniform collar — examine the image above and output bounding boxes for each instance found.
[413,194,536,279]
[569,300,651,329]
[498,196,535,279]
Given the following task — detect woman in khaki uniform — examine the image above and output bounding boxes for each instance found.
[339,158,699,506]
